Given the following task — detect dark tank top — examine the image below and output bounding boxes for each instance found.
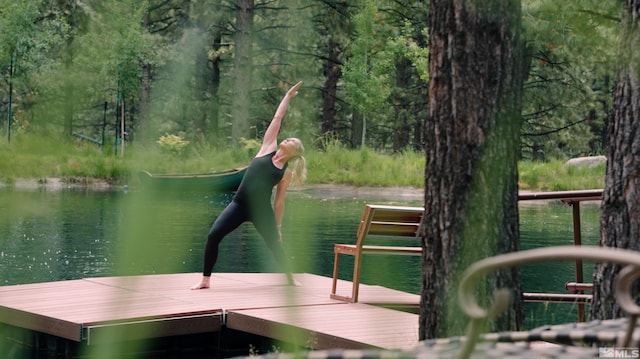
[233,151,288,207]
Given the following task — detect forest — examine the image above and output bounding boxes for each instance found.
[0,0,622,160]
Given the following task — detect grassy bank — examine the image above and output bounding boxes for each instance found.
[0,135,605,190]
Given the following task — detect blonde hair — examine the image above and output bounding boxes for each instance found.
[289,139,307,186]
[291,156,307,186]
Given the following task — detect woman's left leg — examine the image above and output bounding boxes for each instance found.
[252,208,296,285]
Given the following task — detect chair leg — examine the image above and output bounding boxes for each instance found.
[331,250,340,297]
[351,253,362,303]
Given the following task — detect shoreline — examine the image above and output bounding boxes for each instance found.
[2,177,117,192]
[2,177,425,200]
[1,178,603,208]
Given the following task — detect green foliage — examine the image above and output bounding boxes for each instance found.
[71,1,157,99]
[0,0,627,161]
[238,137,262,156]
[0,1,70,68]
[402,25,430,81]
[0,0,72,132]
[341,0,429,149]
[156,134,189,155]
[343,0,392,116]
[342,1,431,110]
[521,0,621,158]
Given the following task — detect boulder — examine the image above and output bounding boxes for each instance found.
[565,155,607,168]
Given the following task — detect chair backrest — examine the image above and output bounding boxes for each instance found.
[356,204,424,246]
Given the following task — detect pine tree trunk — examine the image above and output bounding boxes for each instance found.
[420,0,525,339]
[591,0,640,320]
[209,34,222,140]
[351,110,363,149]
[137,8,152,142]
[393,58,412,152]
[321,38,341,138]
[137,62,152,141]
[195,42,209,140]
[231,0,254,143]
[318,0,351,146]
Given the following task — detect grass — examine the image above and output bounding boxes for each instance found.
[0,135,129,183]
[306,142,424,187]
[518,159,605,191]
[0,134,605,190]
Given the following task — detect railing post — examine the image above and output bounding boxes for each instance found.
[570,201,585,322]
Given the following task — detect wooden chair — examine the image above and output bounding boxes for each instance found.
[330,204,424,303]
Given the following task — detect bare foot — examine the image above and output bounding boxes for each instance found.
[190,276,211,290]
[286,274,301,287]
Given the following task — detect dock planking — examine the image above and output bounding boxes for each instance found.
[0,273,419,350]
[227,304,419,350]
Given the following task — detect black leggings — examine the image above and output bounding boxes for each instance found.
[202,200,292,277]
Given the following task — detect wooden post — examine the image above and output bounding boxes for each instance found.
[570,201,585,322]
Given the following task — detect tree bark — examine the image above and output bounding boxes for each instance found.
[137,6,152,143]
[591,0,640,320]
[209,33,222,140]
[317,0,351,147]
[136,60,152,143]
[321,37,342,139]
[420,0,525,339]
[63,52,74,137]
[231,0,254,143]
[195,38,210,141]
[351,110,363,149]
[392,58,412,152]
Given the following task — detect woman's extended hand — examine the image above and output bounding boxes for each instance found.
[286,81,303,98]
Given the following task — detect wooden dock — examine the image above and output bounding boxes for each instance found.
[0,273,419,352]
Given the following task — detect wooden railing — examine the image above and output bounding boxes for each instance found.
[518,189,603,322]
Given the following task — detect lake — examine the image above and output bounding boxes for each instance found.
[0,184,601,355]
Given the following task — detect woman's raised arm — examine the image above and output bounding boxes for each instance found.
[256,81,302,157]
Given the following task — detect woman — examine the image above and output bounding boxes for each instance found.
[191,81,306,289]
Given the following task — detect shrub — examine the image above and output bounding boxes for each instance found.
[157,134,189,155]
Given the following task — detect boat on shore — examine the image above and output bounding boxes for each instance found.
[139,166,247,192]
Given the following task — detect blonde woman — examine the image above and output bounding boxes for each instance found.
[191,81,306,289]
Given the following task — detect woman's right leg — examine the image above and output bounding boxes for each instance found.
[191,201,247,289]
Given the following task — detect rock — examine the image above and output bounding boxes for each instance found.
[565,155,607,168]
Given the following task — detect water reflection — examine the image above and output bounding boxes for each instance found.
[1,190,117,284]
[0,186,600,329]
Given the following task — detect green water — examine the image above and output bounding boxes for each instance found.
[0,186,601,356]
[0,187,426,287]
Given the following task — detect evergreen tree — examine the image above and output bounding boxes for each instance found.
[591,0,640,320]
[421,0,525,338]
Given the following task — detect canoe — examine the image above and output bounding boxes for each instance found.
[139,166,247,192]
